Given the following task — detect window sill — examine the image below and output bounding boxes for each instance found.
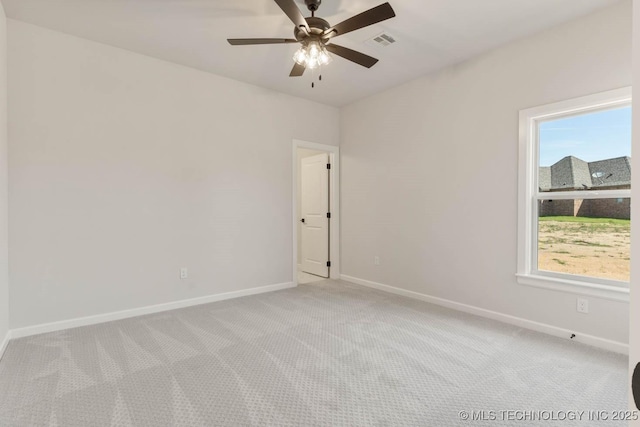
[516,273,629,302]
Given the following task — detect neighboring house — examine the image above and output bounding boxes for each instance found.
[539,156,631,219]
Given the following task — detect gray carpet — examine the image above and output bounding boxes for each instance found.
[0,280,629,426]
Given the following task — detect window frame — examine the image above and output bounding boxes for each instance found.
[517,87,632,302]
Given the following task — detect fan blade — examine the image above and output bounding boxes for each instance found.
[290,62,306,77]
[228,38,298,45]
[324,3,395,38]
[325,44,379,68]
[274,0,309,31]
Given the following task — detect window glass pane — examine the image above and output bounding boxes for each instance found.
[537,198,630,282]
[538,106,631,192]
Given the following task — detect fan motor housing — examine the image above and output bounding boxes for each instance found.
[294,17,330,40]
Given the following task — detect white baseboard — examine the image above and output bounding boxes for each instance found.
[340,274,628,355]
[0,330,11,361]
[10,281,296,339]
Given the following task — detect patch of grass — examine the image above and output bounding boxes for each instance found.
[572,240,612,247]
[537,215,630,281]
[539,237,568,245]
[540,216,629,226]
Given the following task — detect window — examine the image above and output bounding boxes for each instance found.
[517,88,631,300]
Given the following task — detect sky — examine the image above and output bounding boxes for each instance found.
[538,106,632,167]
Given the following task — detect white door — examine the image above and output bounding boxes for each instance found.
[301,153,329,277]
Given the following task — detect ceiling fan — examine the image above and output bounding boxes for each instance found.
[227,0,396,78]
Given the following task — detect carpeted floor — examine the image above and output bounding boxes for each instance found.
[297,270,325,285]
[0,280,629,426]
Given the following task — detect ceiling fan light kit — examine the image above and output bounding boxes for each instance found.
[293,41,332,70]
[227,0,396,83]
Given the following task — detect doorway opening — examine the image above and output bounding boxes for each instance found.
[293,140,340,285]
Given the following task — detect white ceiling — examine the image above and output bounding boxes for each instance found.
[2,0,623,106]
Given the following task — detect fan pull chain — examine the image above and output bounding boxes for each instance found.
[313,64,323,88]
[310,65,323,88]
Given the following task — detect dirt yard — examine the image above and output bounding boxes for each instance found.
[538,217,630,282]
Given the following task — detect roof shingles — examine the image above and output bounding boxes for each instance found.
[540,155,630,191]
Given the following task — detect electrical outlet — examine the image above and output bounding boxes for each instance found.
[374,256,380,265]
[576,298,589,314]
[180,268,188,279]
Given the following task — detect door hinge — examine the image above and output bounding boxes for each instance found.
[326,261,331,267]
[327,212,331,219]
[327,163,331,169]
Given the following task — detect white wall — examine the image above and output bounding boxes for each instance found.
[296,148,325,265]
[340,1,632,344]
[0,4,8,348]
[629,0,640,419]
[8,20,339,329]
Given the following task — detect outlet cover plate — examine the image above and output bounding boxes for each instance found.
[577,298,589,314]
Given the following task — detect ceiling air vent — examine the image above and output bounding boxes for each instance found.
[369,33,396,47]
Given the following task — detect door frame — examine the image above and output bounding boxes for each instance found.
[292,140,340,284]
[631,3,640,417]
